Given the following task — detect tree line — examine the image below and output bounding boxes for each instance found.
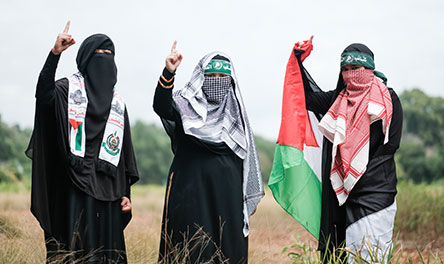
[0,88,443,186]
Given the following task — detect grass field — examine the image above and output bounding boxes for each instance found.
[0,184,443,263]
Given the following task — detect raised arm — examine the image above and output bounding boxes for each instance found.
[153,41,183,120]
[36,21,75,104]
[293,35,336,115]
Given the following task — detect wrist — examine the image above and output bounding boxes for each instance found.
[165,66,175,74]
[163,67,175,79]
[51,48,61,55]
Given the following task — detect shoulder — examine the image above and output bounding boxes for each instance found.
[54,77,69,93]
[387,88,403,114]
[388,88,400,103]
[55,77,68,86]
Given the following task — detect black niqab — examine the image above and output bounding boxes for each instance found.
[76,34,117,140]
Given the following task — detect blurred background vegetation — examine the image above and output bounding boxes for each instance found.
[1,88,443,186]
[0,88,443,260]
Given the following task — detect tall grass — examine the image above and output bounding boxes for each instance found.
[0,184,443,263]
[395,181,444,248]
[283,237,444,264]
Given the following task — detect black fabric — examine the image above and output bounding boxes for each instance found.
[76,34,115,74]
[294,47,403,254]
[28,49,138,203]
[342,43,374,58]
[211,54,230,62]
[77,34,118,176]
[45,184,127,263]
[27,48,138,262]
[153,77,248,264]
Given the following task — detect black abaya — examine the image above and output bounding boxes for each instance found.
[27,45,138,263]
[154,69,248,264]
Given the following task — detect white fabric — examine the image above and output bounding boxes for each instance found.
[303,111,323,182]
[346,201,397,263]
[68,72,125,167]
[68,73,87,158]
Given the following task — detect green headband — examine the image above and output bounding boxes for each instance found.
[340,51,388,85]
[204,59,232,75]
[340,51,375,70]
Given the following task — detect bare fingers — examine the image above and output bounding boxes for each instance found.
[63,20,70,34]
[171,40,177,53]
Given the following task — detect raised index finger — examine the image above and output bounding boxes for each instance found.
[171,40,177,53]
[63,20,71,34]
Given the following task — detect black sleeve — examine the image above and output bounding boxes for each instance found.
[153,68,176,121]
[123,108,139,198]
[36,51,61,105]
[305,89,335,115]
[382,90,403,154]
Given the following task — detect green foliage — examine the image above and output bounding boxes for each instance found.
[397,89,444,183]
[131,121,173,184]
[397,140,433,183]
[0,115,32,186]
[254,135,275,183]
[2,87,444,187]
[400,89,444,148]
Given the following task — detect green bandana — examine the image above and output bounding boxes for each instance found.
[340,51,388,85]
[340,51,375,70]
[204,59,232,75]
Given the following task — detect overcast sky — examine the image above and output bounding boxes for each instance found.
[1,0,443,140]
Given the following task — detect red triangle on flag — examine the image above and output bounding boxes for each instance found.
[69,119,82,130]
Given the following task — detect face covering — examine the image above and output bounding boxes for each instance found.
[84,52,117,121]
[201,76,232,103]
[341,68,374,90]
[76,34,117,139]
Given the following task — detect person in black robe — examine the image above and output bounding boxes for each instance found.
[294,37,403,262]
[153,42,264,264]
[26,21,139,263]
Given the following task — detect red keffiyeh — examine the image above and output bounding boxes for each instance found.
[318,68,393,205]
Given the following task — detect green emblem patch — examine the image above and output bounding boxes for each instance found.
[102,131,120,156]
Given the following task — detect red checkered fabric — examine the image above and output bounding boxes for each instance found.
[318,69,393,205]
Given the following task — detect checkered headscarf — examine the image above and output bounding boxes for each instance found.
[172,52,264,237]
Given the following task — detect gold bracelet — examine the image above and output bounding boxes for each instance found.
[158,79,174,89]
[160,74,174,83]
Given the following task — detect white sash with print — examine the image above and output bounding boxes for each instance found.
[68,72,125,167]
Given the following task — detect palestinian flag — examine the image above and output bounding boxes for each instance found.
[269,40,323,239]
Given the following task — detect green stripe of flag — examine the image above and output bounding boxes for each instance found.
[269,143,322,240]
[75,123,83,151]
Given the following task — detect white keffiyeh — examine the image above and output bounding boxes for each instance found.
[173,52,264,236]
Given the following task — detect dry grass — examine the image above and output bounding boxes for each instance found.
[0,185,442,263]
